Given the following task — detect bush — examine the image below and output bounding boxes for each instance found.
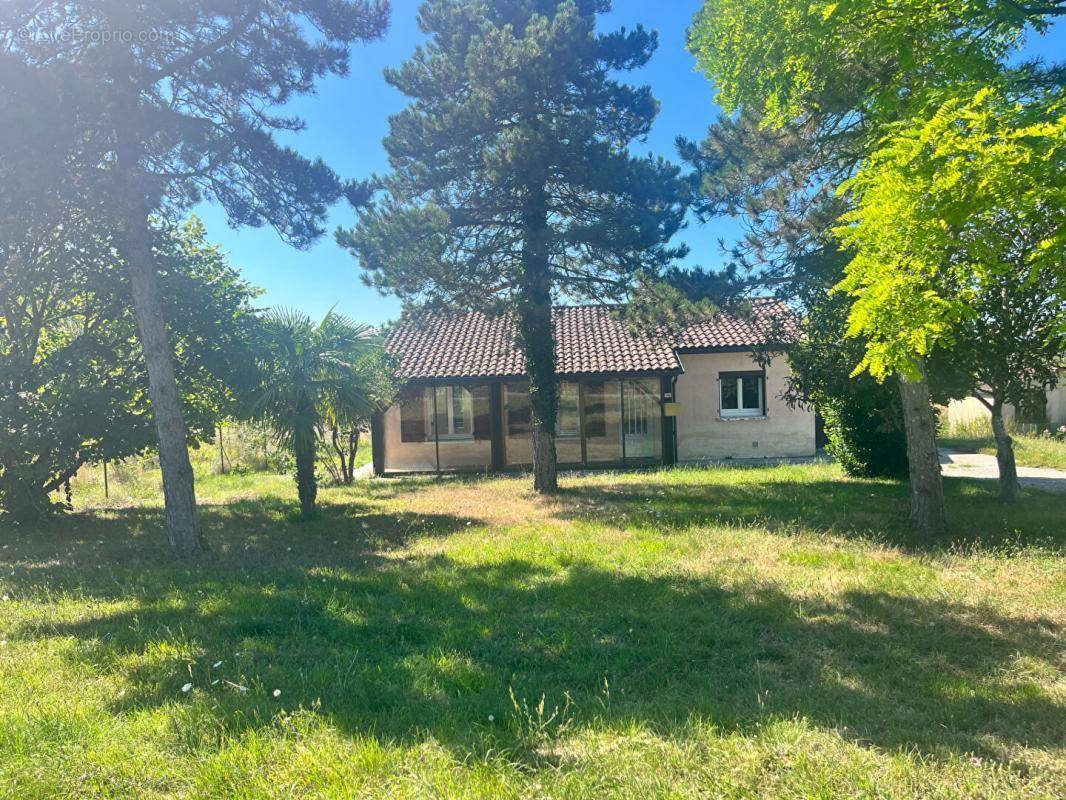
[820,391,910,478]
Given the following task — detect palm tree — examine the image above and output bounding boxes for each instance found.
[253,309,379,518]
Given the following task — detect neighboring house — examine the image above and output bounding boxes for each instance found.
[370,303,816,475]
[944,370,1066,431]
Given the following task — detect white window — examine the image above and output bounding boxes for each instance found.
[556,382,580,437]
[720,373,764,418]
[432,385,473,438]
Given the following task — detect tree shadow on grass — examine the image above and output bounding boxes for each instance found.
[2,469,1063,776]
[552,468,1066,553]
[0,496,475,581]
[8,539,1063,773]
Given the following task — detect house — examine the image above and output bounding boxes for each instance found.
[944,371,1066,431]
[369,303,816,474]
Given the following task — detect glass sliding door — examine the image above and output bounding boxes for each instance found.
[503,381,532,465]
[556,381,582,464]
[623,378,661,460]
[584,379,622,463]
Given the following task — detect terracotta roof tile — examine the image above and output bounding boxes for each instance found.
[387,302,795,381]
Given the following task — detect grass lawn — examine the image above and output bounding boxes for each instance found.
[939,432,1066,470]
[1,464,1064,798]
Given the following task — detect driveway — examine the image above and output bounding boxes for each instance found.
[939,449,1066,493]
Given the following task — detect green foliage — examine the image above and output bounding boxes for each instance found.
[343,0,686,309]
[778,252,910,478]
[252,309,384,516]
[0,217,261,521]
[836,86,1066,382]
[340,0,686,490]
[689,0,1040,128]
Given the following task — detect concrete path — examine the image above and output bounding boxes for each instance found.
[939,449,1066,494]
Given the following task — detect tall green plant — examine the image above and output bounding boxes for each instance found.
[253,311,379,518]
[339,0,686,494]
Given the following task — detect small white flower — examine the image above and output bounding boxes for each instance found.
[273,689,281,698]
[1,595,9,602]
[213,660,223,668]
[181,682,193,693]
[0,639,7,646]
[487,714,494,722]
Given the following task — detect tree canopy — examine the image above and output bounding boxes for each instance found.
[340,0,686,492]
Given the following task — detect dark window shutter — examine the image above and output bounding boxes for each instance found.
[472,384,491,440]
[400,388,427,442]
[585,381,606,437]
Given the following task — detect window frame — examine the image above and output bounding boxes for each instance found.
[719,371,766,419]
[432,385,475,440]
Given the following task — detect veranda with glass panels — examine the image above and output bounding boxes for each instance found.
[379,375,673,473]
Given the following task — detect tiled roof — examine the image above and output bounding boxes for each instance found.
[676,299,798,349]
[386,302,794,381]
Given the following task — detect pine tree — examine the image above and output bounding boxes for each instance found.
[340,0,685,492]
[1,1,388,551]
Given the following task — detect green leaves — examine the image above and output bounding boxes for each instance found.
[340,0,686,314]
[835,86,1066,381]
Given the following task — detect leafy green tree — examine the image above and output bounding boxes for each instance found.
[339,0,686,493]
[0,216,261,522]
[1,0,389,552]
[252,310,379,518]
[836,85,1066,501]
[683,0,1063,532]
[322,346,397,485]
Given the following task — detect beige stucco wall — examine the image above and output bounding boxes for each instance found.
[1047,374,1066,427]
[381,402,491,472]
[673,351,816,461]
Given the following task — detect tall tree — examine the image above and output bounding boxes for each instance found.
[836,85,1066,502]
[252,310,379,518]
[1,0,389,552]
[682,0,1064,533]
[339,0,686,493]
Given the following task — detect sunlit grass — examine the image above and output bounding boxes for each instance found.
[2,463,1064,798]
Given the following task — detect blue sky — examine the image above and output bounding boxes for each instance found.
[194,0,1064,326]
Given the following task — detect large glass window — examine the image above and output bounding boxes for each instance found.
[556,382,580,437]
[623,379,661,459]
[434,385,473,438]
[720,373,764,418]
[585,380,622,462]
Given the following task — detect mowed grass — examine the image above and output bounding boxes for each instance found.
[1,464,1064,799]
[940,432,1066,470]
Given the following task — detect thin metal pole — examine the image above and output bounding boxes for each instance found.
[433,387,441,475]
[103,459,109,499]
[218,424,225,474]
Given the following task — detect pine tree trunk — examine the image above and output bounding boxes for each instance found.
[897,368,947,535]
[123,220,203,554]
[518,184,558,494]
[295,431,318,518]
[989,400,1020,502]
[111,68,201,554]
